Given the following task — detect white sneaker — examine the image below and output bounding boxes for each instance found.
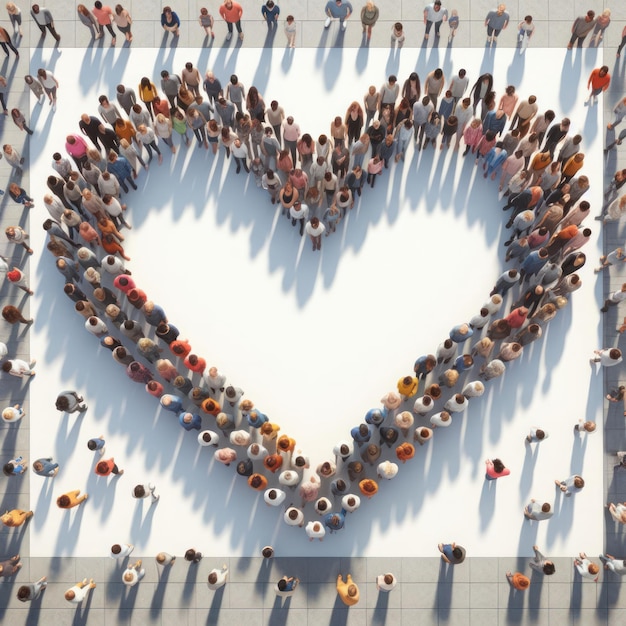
[324,17,331,28]
[226,31,232,40]
[341,22,347,31]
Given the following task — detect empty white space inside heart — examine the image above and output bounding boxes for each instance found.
[29,48,605,557]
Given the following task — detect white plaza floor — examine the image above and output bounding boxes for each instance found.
[28,46,604,558]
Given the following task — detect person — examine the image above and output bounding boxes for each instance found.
[30,4,60,41]
[1,509,33,527]
[2,403,26,424]
[198,7,214,38]
[156,552,176,567]
[113,4,132,42]
[599,554,626,574]
[438,542,466,564]
[0,554,22,577]
[37,67,59,106]
[390,21,404,48]
[506,571,530,590]
[485,4,508,44]
[524,500,553,520]
[57,490,88,509]
[608,502,626,524]
[33,457,59,477]
[65,579,97,604]
[336,574,360,605]
[568,10,595,49]
[122,560,144,586]
[517,15,534,50]
[185,548,203,563]
[25,74,44,104]
[360,2,378,40]
[284,15,296,47]
[574,553,599,581]
[56,391,88,414]
[375,573,397,591]
[324,0,352,31]
[92,2,116,44]
[261,1,279,29]
[485,458,510,480]
[0,24,18,57]
[161,5,180,37]
[275,575,299,596]
[305,217,325,251]
[555,475,584,496]
[6,3,22,37]
[423,1,447,41]
[219,0,243,41]
[590,348,622,367]
[586,66,610,105]
[17,577,47,602]
[95,457,124,477]
[591,8,610,46]
[207,564,229,590]
[11,107,32,134]
[529,546,555,575]
[2,358,36,378]
[2,305,32,325]
[132,483,159,503]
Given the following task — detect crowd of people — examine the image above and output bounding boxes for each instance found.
[0,0,623,610]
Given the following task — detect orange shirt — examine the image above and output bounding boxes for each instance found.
[359,478,379,498]
[201,398,221,416]
[588,69,610,91]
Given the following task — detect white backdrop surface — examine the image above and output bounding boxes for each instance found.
[28,47,605,557]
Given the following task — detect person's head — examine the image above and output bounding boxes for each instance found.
[588,563,599,575]
[262,546,274,558]
[452,547,464,559]
[348,584,358,597]
[184,549,197,561]
[57,494,71,508]
[493,458,505,473]
[17,586,31,601]
[599,65,609,77]
[586,10,595,21]
[208,572,218,584]
[543,562,555,575]
[574,476,585,489]
[133,485,146,498]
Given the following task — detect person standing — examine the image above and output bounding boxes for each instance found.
[523,500,553,521]
[207,565,229,590]
[375,573,397,591]
[324,0,353,32]
[161,6,180,38]
[438,542,466,564]
[529,545,556,575]
[132,483,159,503]
[336,574,360,605]
[423,1,447,41]
[484,4,509,45]
[586,66,610,105]
[360,2,378,40]
[305,216,325,251]
[275,575,299,596]
[65,579,97,604]
[17,577,47,602]
[92,2,116,44]
[122,560,145,587]
[568,10,596,49]
[555,475,584,496]
[30,4,61,42]
[261,1,279,29]
[219,0,243,41]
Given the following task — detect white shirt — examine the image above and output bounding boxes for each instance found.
[305,221,325,237]
[264,488,286,507]
[198,430,219,447]
[305,521,326,540]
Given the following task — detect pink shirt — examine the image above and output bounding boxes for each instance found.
[92,5,113,25]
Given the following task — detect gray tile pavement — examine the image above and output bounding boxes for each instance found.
[0,0,624,624]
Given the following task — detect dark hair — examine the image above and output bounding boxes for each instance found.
[57,494,71,507]
[452,547,463,559]
[133,485,146,498]
[543,563,555,575]
[492,459,505,473]
[277,579,287,591]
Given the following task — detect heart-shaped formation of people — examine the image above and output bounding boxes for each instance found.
[40,51,593,543]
